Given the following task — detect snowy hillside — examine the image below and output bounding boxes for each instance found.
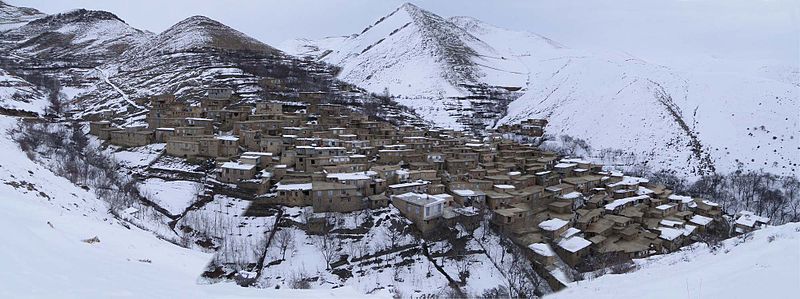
[281,3,528,130]
[300,3,526,98]
[279,36,348,59]
[287,3,799,178]
[0,115,383,298]
[1,8,151,63]
[465,17,800,177]
[123,15,277,58]
[0,0,44,32]
[548,222,800,299]
[0,68,47,113]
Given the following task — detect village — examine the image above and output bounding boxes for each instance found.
[86,87,772,285]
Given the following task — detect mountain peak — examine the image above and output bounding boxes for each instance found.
[28,9,124,26]
[123,14,278,58]
[173,15,223,28]
[399,2,421,12]
[0,0,45,25]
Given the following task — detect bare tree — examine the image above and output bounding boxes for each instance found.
[312,232,338,270]
[312,216,338,270]
[274,229,295,260]
[382,226,402,250]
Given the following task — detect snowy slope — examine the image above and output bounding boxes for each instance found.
[74,15,344,126]
[0,0,44,32]
[0,67,48,113]
[1,9,151,62]
[283,3,527,99]
[279,36,348,59]
[464,17,800,177]
[548,222,800,299]
[123,15,277,58]
[0,115,383,298]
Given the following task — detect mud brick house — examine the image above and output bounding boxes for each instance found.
[109,128,154,147]
[89,121,111,139]
[218,161,257,184]
[733,211,770,234]
[449,188,486,207]
[273,182,312,206]
[311,181,363,213]
[387,180,429,195]
[392,192,448,233]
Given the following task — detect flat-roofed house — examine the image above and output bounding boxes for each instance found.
[109,129,154,147]
[311,181,363,213]
[392,192,448,233]
[218,161,256,184]
[273,182,312,206]
[556,236,592,266]
[449,189,486,207]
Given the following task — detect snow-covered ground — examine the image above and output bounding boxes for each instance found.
[138,178,202,215]
[548,222,800,299]
[0,68,47,114]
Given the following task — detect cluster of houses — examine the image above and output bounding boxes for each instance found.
[87,87,770,274]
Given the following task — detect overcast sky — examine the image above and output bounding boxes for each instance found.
[10,0,798,74]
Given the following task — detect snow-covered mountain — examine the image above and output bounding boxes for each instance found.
[0,0,44,32]
[73,14,358,127]
[0,4,153,116]
[462,18,798,178]
[284,3,799,178]
[1,9,151,63]
[548,222,800,299]
[281,3,529,130]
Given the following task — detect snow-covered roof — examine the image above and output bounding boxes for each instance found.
[221,162,254,171]
[689,215,713,226]
[561,227,582,239]
[326,171,377,181]
[388,180,429,189]
[242,151,273,157]
[554,163,577,169]
[660,219,684,227]
[394,192,446,207]
[275,183,312,191]
[636,186,655,195]
[604,195,649,211]
[735,211,770,227]
[508,171,521,176]
[561,158,591,164]
[494,184,515,189]
[215,136,239,141]
[668,194,694,204]
[451,189,484,197]
[656,204,675,210]
[528,243,555,257]
[607,176,649,188]
[658,227,683,241]
[560,191,583,200]
[681,224,697,236]
[538,218,569,231]
[557,236,592,253]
